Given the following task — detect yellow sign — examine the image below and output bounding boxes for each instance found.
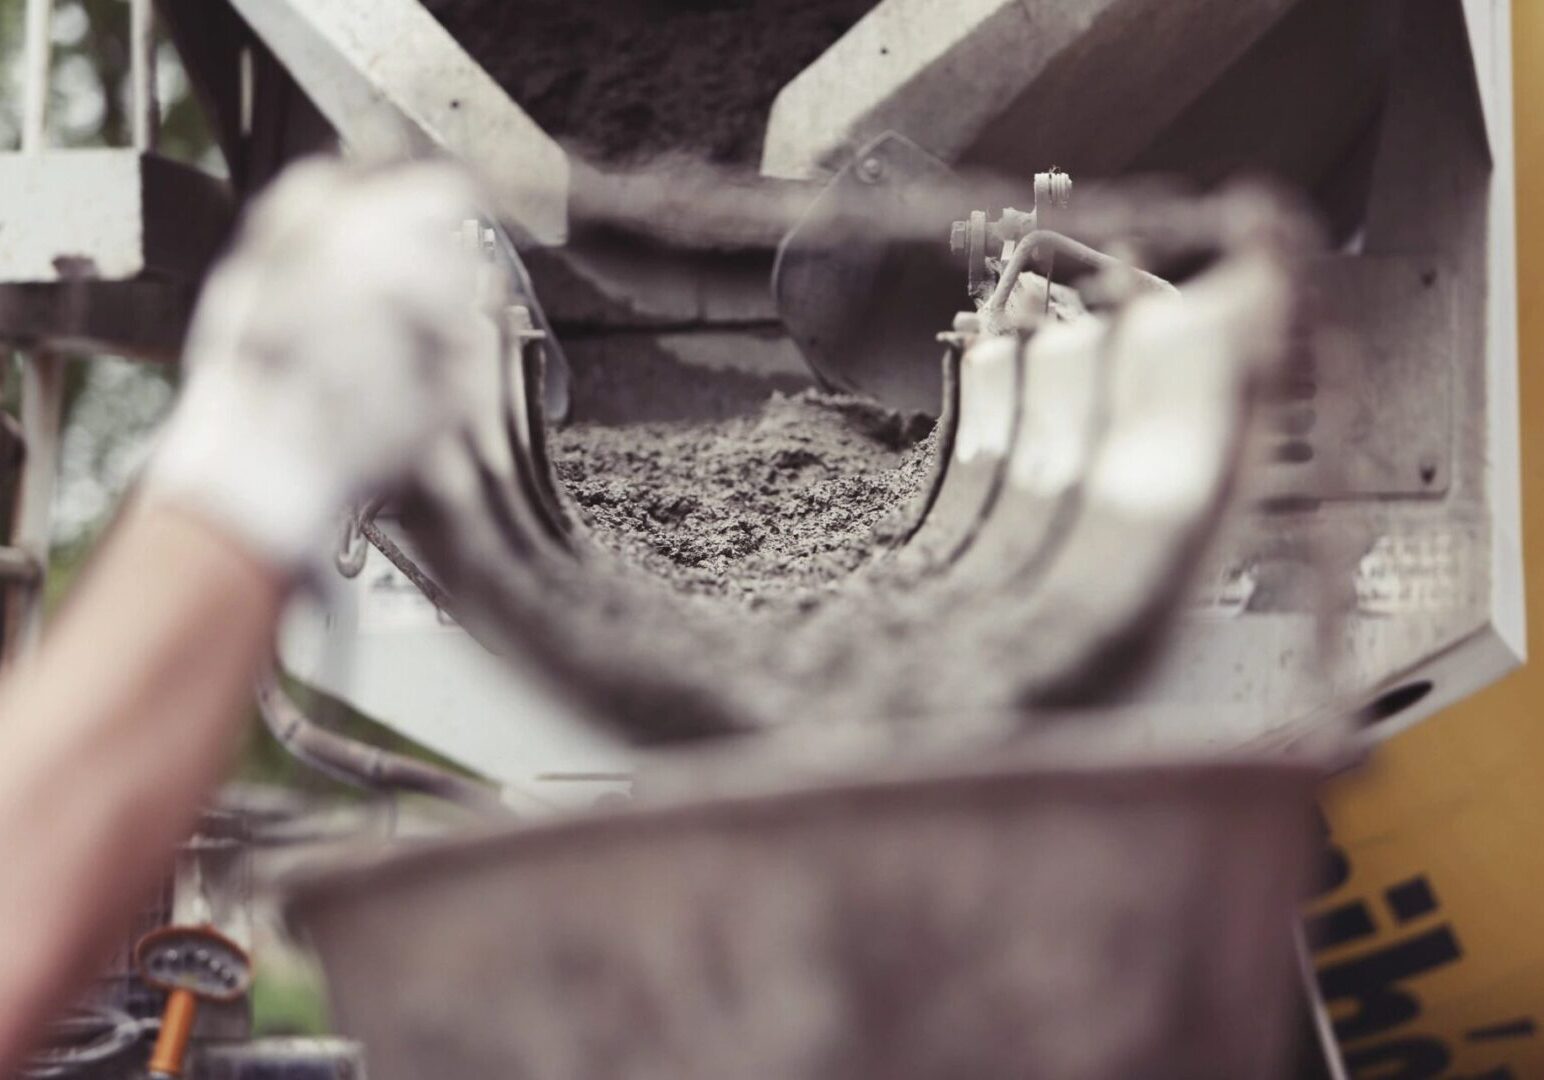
[1308,4,1542,1075]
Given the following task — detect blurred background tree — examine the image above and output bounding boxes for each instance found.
[0,0,211,558]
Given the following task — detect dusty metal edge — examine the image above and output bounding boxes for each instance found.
[279,743,1335,926]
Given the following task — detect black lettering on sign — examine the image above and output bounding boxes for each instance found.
[1385,877,1438,922]
[1343,1042,1523,1079]
[1317,924,1463,1041]
[1308,813,1537,1077]
[1319,844,1353,896]
[1306,899,1376,952]
[1310,807,1351,898]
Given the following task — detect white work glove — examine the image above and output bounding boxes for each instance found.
[142,157,491,575]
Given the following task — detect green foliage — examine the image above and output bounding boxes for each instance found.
[251,959,332,1038]
[0,0,219,164]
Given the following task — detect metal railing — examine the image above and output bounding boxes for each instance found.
[3,0,161,664]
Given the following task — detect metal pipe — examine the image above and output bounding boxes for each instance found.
[18,1005,147,1078]
[254,667,505,813]
[986,229,1177,315]
[5,351,66,660]
[129,0,158,152]
[20,0,54,152]
[358,516,455,615]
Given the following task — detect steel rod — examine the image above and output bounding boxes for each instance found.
[129,0,158,152]
[358,516,455,615]
[20,0,54,152]
[9,351,66,657]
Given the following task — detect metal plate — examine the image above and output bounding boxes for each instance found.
[773,132,963,416]
[1263,255,1455,500]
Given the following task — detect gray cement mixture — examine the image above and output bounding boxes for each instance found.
[411,383,959,743]
[422,0,878,167]
[551,390,935,608]
[414,373,1093,743]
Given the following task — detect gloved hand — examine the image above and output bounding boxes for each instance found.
[142,157,492,575]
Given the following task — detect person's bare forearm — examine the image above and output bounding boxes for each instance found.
[0,507,284,1070]
[0,158,484,1072]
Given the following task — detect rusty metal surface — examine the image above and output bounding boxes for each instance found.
[288,753,1319,1080]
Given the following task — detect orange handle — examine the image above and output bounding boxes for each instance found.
[148,987,198,1078]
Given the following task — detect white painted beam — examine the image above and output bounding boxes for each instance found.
[227,0,570,245]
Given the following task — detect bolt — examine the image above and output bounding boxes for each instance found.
[857,156,885,183]
[1034,169,1073,210]
[507,304,546,342]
